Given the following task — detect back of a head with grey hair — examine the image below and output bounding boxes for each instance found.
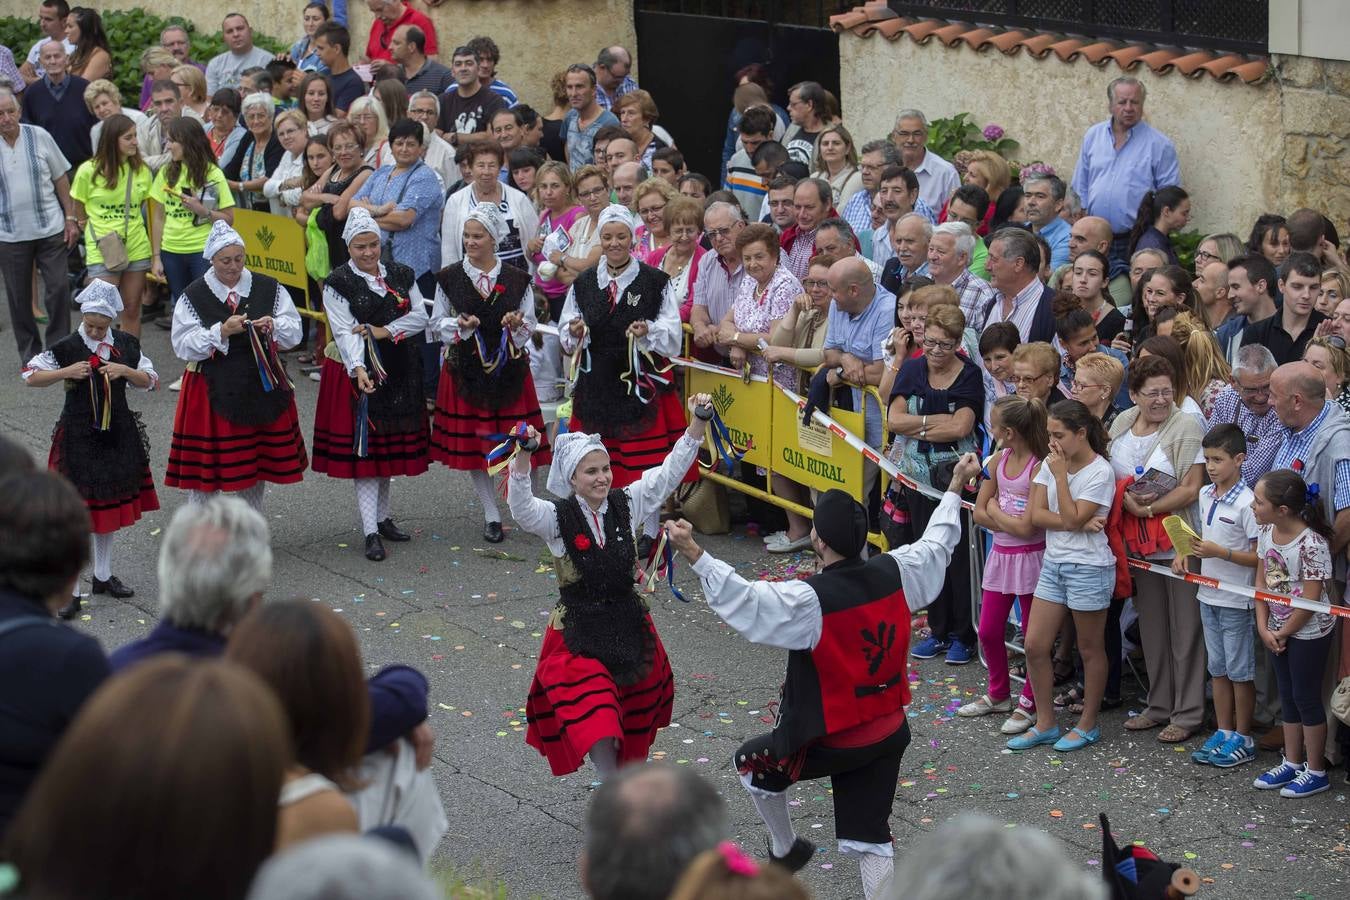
[704,200,745,224]
[933,221,975,259]
[1233,343,1277,378]
[246,835,439,900]
[895,108,928,128]
[158,496,272,631]
[584,764,728,900]
[0,87,17,108]
[898,211,934,239]
[885,813,1106,900]
[860,139,900,165]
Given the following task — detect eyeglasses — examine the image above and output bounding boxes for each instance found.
[892,129,925,140]
[637,204,666,218]
[350,113,375,122]
[705,226,737,240]
[1012,374,1048,385]
[1194,249,1220,263]
[922,337,957,351]
[1237,382,1270,397]
[1138,388,1174,401]
[578,185,608,199]
[1071,380,1105,393]
[802,279,829,289]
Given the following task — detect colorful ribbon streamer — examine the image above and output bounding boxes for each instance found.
[353,391,373,458]
[86,357,112,432]
[362,331,389,387]
[247,321,291,393]
[565,325,590,398]
[485,420,530,476]
[639,530,688,602]
[702,406,750,475]
[619,333,675,404]
[473,326,520,375]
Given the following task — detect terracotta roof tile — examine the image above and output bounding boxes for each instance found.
[828,8,1269,85]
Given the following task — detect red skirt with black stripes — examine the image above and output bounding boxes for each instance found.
[48,429,159,535]
[525,613,674,776]
[429,364,552,469]
[568,390,694,489]
[311,358,430,479]
[164,370,308,492]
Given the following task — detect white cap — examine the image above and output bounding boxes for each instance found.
[76,279,123,321]
[203,219,246,260]
[546,431,608,498]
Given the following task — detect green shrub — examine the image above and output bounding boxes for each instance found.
[925,113,1019,161]
[0,11,285,105]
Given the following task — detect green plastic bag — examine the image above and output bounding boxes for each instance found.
[304,208,330,282]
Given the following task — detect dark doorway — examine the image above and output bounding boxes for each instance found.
[633,2,843,183]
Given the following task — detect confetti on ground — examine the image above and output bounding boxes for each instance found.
[1049,809,1063,818]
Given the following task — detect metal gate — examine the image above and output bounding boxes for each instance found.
[633,1,848,182]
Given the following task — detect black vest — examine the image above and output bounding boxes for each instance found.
[325,262,425,433]
[434,262,531,409]
[771,554,912,758]
[571,262,672,437]
[182,274,291,427]
[552,492,650,681]
[49,331,151,501]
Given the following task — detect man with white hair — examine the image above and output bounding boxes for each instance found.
[890,109,959,211]
[879,213,931,293]
[927,221,995,332]
[690,200,747,358]
[408,90,455,188]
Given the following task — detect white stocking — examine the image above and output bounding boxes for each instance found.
[739,771,796,857]
[469,469,501,523]
[376,477,391,522]
[236,482,265,513]
[859,852,894,900]
[588,737,618,780]
[91,532,114,581]
[186,489,211,505]
[355,478,380,535]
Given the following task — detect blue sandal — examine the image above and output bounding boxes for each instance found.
[1007,724,1062,751]
[1053,726,1101,752]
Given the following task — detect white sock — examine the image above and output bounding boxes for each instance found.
[376,477,391,522]
[355,478,380,535]
[859,852,894,900]
[237,482,265,513]
[469,469,501,523]
[1219,729,1234,740]
[739,770,796,857]
[91,532,114,581]
[589,737,618,780]
[642,506,660,539]
[186,489,211,505]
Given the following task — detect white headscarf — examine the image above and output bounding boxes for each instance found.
[546,431,608,498]
[203,220,246,260]
[465,201,506,245]
[597,203,636,238]
[76,279,123,321]
[343,207,382,245]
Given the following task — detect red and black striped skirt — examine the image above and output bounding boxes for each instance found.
[164,370,308,492]
[48,427,159,535]
[429,364,552,470]
[525,614,674,776]
[311,357,430,479]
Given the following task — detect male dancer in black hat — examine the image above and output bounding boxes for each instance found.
[665,452,980,899]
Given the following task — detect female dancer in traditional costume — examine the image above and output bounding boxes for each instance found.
[430,202,551,543]
[311,208,430,561]
[21,280,159,615]
[506,393,712,778]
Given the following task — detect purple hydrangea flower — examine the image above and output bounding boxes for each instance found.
[1020,162,1057,179]
[982,124,1004,142]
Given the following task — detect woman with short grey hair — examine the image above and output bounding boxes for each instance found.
[158,495,272,632]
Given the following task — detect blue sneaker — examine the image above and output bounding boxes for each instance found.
[911,635,950,660]
[1252,758,1301,790]
[1007,724,1061,751]
[1209,734,1257,769]
[944,638,973,666]
[1279,767,1330,798]
[1191,730,1227,765]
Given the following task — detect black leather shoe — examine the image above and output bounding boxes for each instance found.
[768,837,816,873]
[364,533,386,561]
[57,596,82,620]
[91,575,134,599]
[377,518,411,542]
[636,534,654,561]
[483,521,504,543]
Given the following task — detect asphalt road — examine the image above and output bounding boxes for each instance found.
[1,313,1347,899]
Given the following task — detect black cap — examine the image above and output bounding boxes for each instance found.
[812,489,868,558]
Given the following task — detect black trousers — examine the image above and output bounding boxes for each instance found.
[904,486,975,646]
[736,720,911,846]
[0,234,71,363]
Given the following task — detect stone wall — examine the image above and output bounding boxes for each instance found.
[0,0,636,112]
[1273,55,1350,229]
[838,34,1285,236]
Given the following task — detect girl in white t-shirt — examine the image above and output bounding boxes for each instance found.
[1010,400,1116,754]
[1250,468,1337,799]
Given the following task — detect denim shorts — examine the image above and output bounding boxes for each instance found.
[87,258,152,278]
[1034,561,1113,612]
[1199,602,1255,682]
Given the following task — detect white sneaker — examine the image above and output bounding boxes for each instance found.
[308,370,321,382]
[168,376,182,392]
[761,530,787,545]
[957,695,1013,717]
[767,534,812,554]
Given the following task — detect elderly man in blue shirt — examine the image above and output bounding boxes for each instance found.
[1071,77,1179,274]
[1022,173,1070,270]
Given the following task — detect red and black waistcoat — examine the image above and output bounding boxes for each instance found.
[770,554,913,759]
[183,274,289,427]
[435,262,532,409]
[571,262,671,436]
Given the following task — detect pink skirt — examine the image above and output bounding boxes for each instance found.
[982,541,1045,596]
